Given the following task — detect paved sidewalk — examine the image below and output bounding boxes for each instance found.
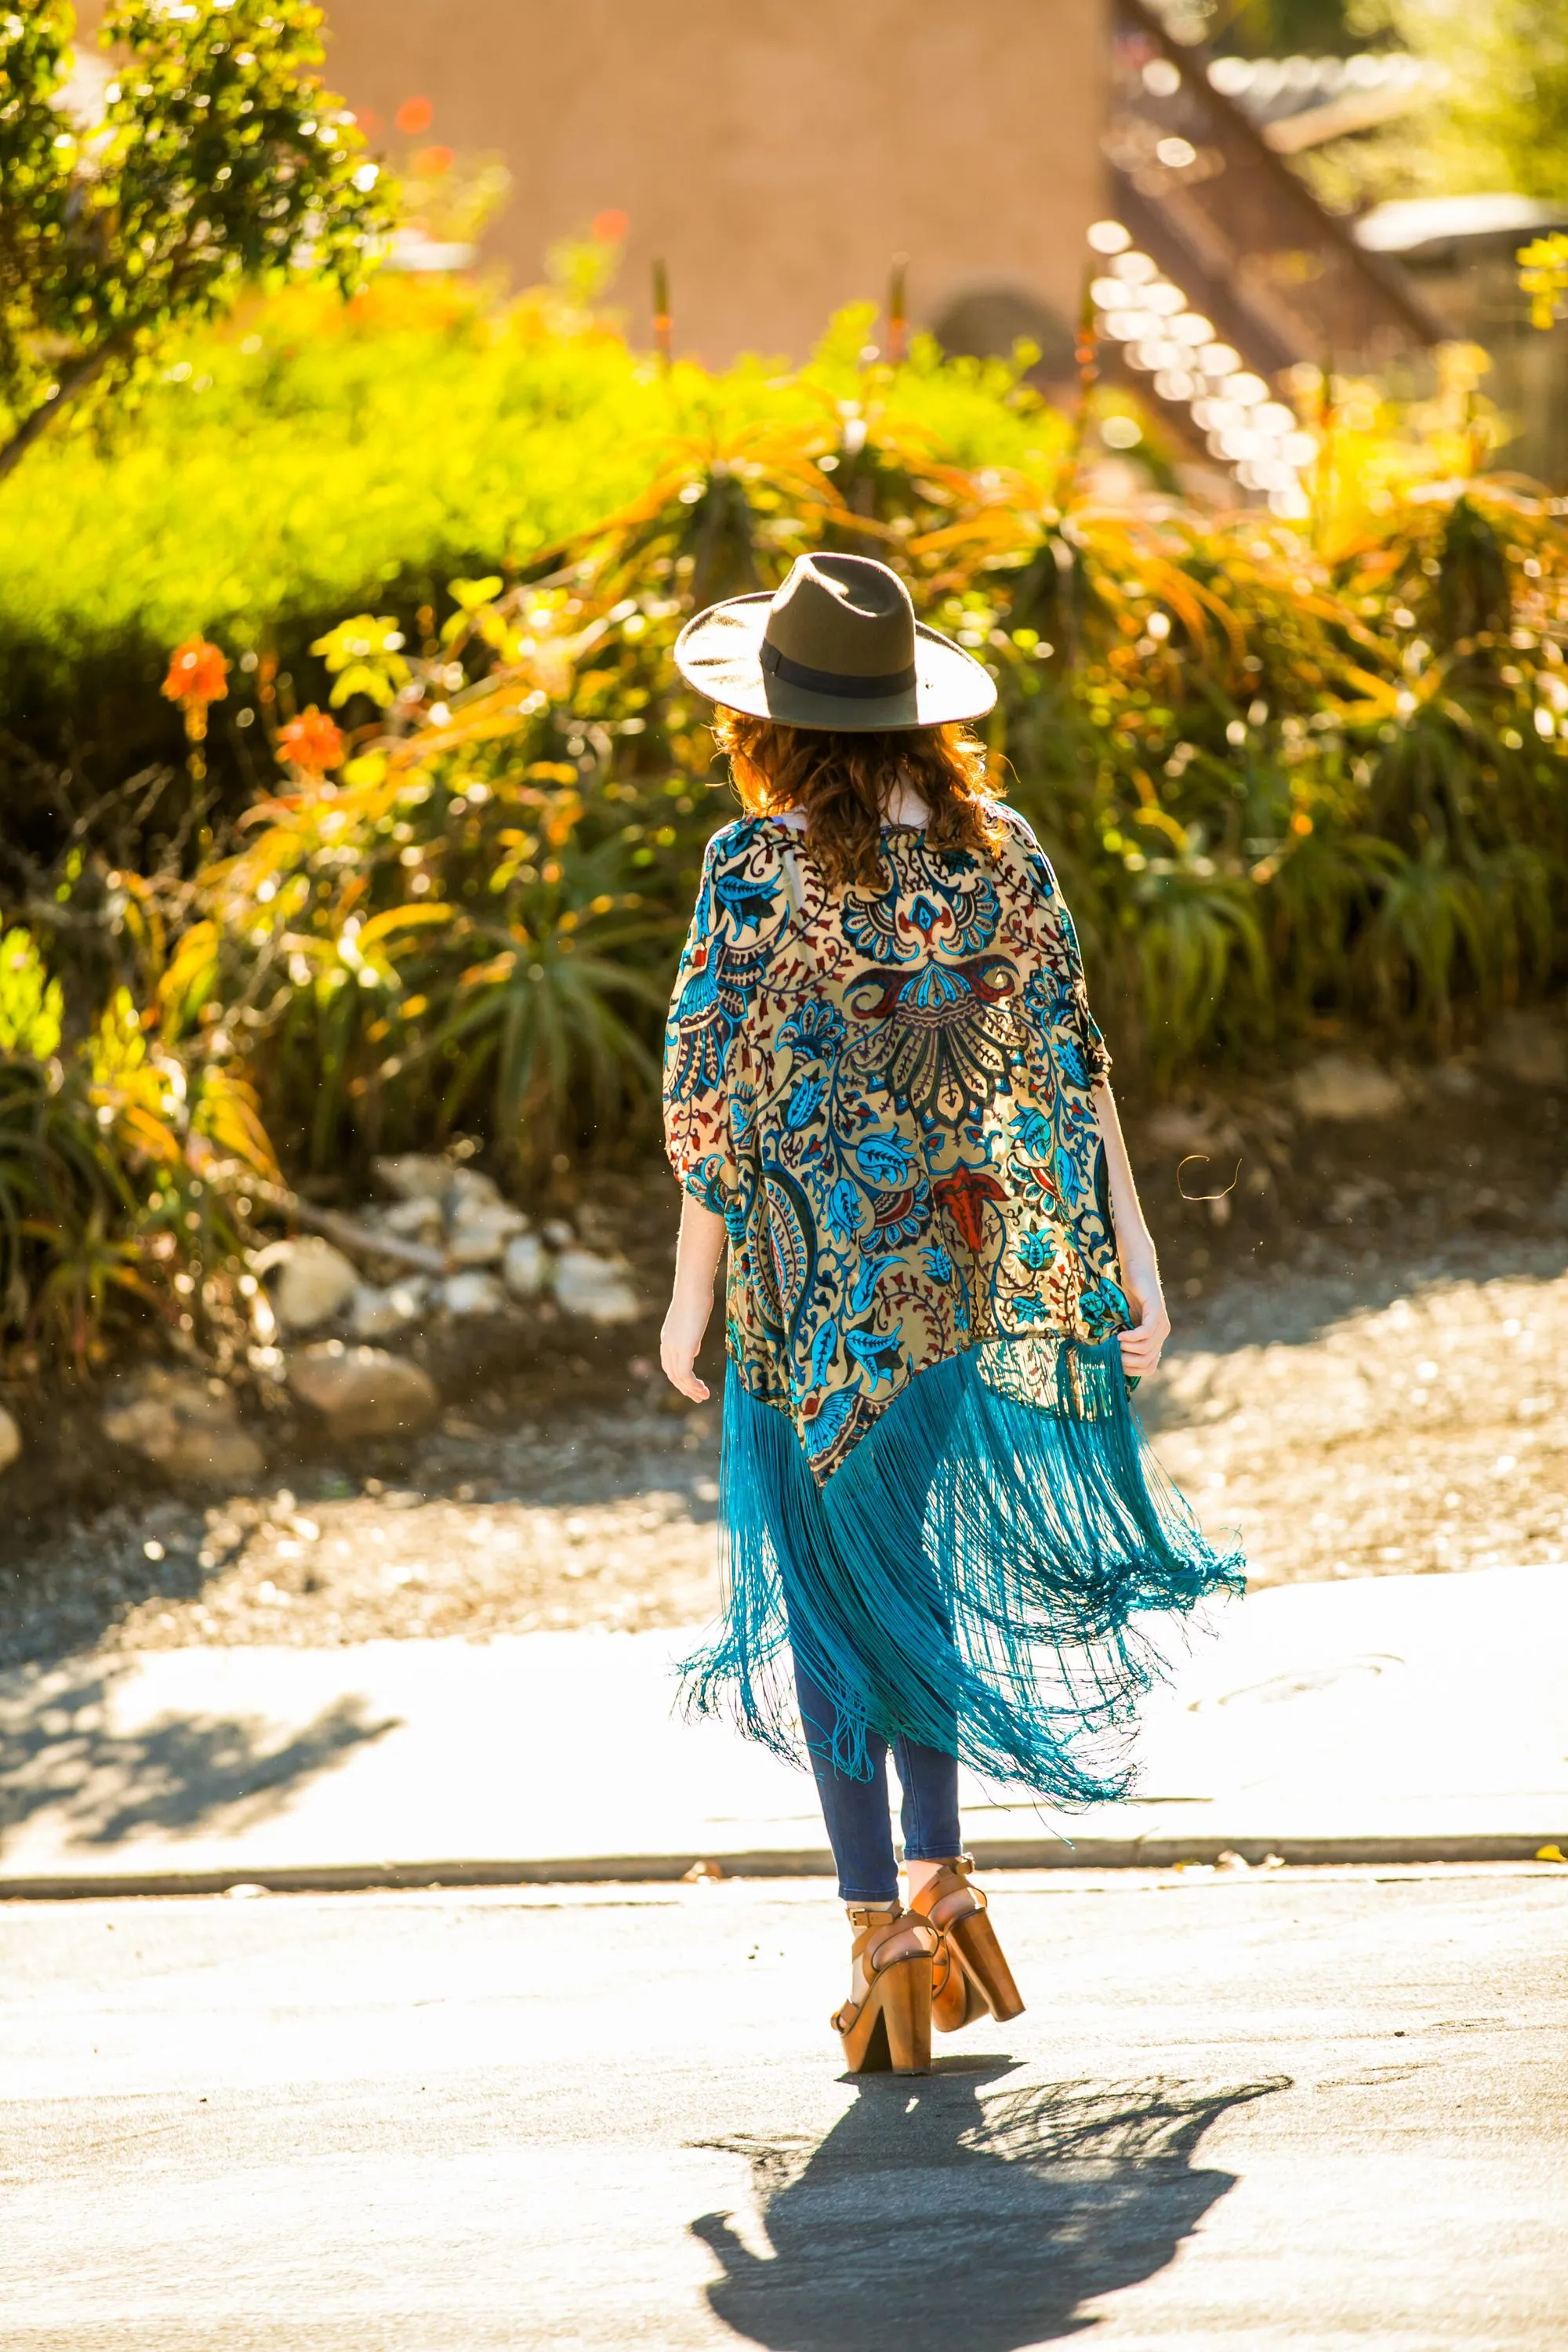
[1,1563,1564,1893]
[2,1868,1564,2347]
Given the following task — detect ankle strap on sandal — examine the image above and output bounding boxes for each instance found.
[844,1901,938,1973]
[907,1857,986,1921]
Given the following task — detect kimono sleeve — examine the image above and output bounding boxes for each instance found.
[662,830,744,1214]
[998,805,1112,1088]
[1054,891,1111,1087]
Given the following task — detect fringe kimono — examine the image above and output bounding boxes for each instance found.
[663,807,1243,1803]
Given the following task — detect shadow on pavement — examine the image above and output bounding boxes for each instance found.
[691,2064,1288,2350]
[0,1664,398,1848]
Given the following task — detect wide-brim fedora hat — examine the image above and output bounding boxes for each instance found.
[673,551,997,732]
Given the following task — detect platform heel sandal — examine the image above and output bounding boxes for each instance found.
[833,1903,936,2075]
[909,1857,1025,2033]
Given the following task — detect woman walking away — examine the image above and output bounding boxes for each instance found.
[660,553,1243,2077]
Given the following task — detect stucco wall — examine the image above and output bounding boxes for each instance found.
[312,0,1109,363]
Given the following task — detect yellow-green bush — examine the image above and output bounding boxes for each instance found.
[0,283,1068,852]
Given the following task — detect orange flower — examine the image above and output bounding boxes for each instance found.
[277,707,346,774]
[415,143,455,175]
[395,95,433,133]
[161,637,229,710]
[592,208,629,244]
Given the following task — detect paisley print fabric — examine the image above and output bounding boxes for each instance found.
[663,808,1127,1483]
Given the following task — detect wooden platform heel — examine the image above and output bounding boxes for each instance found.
[909,1857,1025,2034]
[832,1903,936,2075]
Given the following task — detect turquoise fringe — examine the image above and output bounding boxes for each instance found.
[680,1336,1245,1806]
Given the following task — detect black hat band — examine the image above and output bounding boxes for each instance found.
[760,637,919,699]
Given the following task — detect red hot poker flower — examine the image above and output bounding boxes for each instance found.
[277,707,347,774]
[161,637,229,710]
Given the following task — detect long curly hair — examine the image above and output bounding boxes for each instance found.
[710,709,1007,889]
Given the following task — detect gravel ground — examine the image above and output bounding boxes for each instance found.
[1,1065,1564,1666]
[0,1396,724,1661]
[3,1242,1561,1664]
[1142,1252,1568,1585]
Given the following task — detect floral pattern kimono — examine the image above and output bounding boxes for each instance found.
[664,807,1242,1803]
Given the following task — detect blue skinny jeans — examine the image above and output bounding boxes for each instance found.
[793,1652,963,1905]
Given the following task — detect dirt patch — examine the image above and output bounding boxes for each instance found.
[0,1062,1563,1667]
[0,1390,724,1667]
[1143,1259,1568,1584]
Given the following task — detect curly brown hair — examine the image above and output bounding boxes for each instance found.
[710,710,1007,889]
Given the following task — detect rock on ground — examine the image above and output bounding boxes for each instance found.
[554,1247,641,1324]
[448,1204,529,1267]
[503,1233,546,1298]
[287,1343,440,1441]
[1290,1054,1406,1123]
[272,1238,360,1334]
[372,1154,457,1203]
[376,1196,445,1245]
[368,1156,530,1266]
[350,1279,429,1340]
[440,1271,507,1318]
[1490,1010,1567,1087]
[100,1369,265,1484]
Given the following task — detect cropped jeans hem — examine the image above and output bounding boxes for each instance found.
[793,1652,963,1907]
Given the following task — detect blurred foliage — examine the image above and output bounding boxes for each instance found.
[4,303,1567,1373]
[1519,234,1568,334]
[399,145,512,249]
[1301,0,1568,213]
[1169,0,1354,53]
[0,279,1067,864]
[1290,344,1506,555]
[0,0,392,484]
[1375,0,1568,204]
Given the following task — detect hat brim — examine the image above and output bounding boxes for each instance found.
[673,593,998,732]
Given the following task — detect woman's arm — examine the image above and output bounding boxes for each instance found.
[1093,1080,1171,1378]
[661,1192,728,1401]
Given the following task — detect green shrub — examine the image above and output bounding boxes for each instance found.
[0,0,392,485]
[0,927,269,1374]
[203,409,1568,1192]
[6,296,1567,1371]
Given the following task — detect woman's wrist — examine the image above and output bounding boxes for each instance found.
[1120,1240,1160,1293]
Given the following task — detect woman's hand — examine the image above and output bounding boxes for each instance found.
[661,1289,713,1402]
[1117,1261,1171,1379]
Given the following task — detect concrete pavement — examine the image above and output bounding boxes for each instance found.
[1,1563,1565,1891]
[1,1866,1563,2347]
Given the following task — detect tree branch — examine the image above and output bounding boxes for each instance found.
[249,1181,452,1276]
[0,339,126,486]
